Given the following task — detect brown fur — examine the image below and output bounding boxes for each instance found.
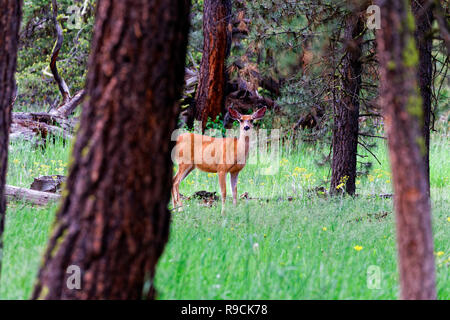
[172,107,266,214]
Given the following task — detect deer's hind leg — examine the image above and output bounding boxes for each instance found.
[172,164,194,211]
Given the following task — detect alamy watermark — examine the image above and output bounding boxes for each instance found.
[66,265,81,290]
[367,265,382,289]
[171,127,282,176]
[367,5,381,30]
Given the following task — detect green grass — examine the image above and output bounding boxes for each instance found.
[0,134,448,300]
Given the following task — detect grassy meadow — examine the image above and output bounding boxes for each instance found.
[0,133,448,300]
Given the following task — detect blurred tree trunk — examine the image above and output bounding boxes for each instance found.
[195,0,232,131]
[32,0,191,300]
[377,0,436,300]
[330,14,364,195]
[412,0,433,193]
[0,0,22,273]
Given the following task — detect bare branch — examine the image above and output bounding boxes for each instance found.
[358,140,382,165]
[50,89,86,117]
[51,0,71,106]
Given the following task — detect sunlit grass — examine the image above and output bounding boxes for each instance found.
[0,133,448,299]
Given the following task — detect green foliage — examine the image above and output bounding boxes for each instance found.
[16,0,94,112]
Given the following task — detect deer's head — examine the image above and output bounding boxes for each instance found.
[229,106,267,133]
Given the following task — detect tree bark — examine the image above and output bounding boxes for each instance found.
[0,0,22,276]
[376,0,436,300]
[330,14,364,195]
[412,0,433,193]
[195,0,232,131]
[32,0,191,300]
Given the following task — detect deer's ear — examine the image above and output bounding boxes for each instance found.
[252,107,267,120]
[229,108,242,120]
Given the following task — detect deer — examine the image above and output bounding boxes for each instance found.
[172,107,267,215]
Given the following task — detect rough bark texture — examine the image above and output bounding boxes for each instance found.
[32,0,191,300]
[330,14,364,195]
[412,0,433,193]
[195,0,232,131]
[376,0,436,300]
[0,0,22,273]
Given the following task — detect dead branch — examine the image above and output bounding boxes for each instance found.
[50,89,85,117]
[358,140,382,165]
[51,0,71,106]
[358,132,386,139]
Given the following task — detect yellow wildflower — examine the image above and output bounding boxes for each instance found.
[294,167,307,173]
[354,245,363,251]
[322,227,327,232]
[435,251,444,257]
[13,159,19,164]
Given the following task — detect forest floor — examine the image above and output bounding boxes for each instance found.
[0,133,448,299]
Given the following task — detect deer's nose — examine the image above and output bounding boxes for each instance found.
[244,126,250,131]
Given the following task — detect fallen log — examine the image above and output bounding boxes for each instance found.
[12,111,75,131]
[5,185,61,206]
[10,111,76,144]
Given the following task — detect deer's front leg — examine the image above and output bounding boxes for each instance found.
[218,171,227,215]
[230,172,239,206]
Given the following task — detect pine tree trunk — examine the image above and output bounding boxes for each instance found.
[195,0,232,131]
[0,0,22,272]
[330,14,364,195]
[376,0,436,300]
[412,0,433,193]
[32,0,191,300]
